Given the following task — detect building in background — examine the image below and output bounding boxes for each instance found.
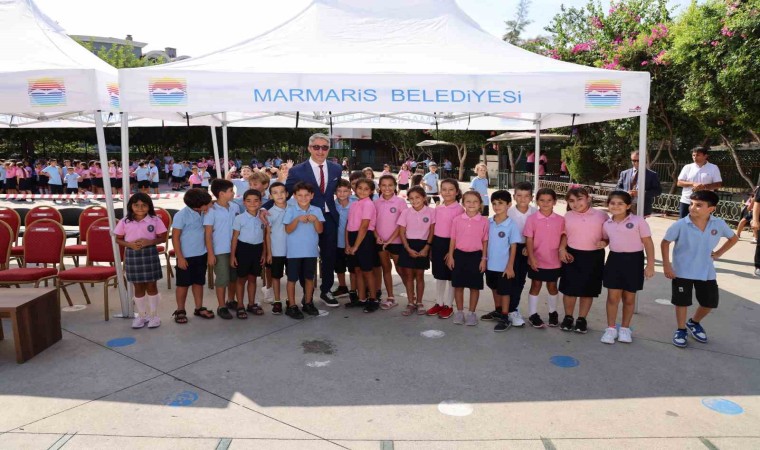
[70,34,189,62]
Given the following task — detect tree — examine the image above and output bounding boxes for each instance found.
[76,41,165,68]
[429,130,487,180]
[503,0,533,45]
[373,129,427,163]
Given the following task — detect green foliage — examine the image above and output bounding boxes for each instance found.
[503,0,533,45]
[76,40,165,68]
[563,143,603,183]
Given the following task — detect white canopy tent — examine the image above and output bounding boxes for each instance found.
[0,0,133,316]
[119,0,652,208]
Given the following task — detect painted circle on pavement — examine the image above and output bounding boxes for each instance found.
[421,330,446,339]
[655,298,672,305]
[438,400,473,417]
[702,398,744,415]
[106,337,136,347]
[62,305,86,312]
[165,390,199,407]
[550,355,579,368]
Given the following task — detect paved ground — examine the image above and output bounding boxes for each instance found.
[0,181,759,449]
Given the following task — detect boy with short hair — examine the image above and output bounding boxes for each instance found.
[148,160,160,195]
[264,181,289,314]
[63,166,82,205]
[421,162,440,204]
[506,182,537,327]
[482,190,522,331]
[134,161,150,193]
[204,179,241,320]
[171,161,185,191]
[172,188,214,323]
[283,182,325,320]
[332,178,358,303]
[662,190,738,348]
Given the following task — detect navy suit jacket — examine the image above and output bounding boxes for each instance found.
[283,160,342,222]
[616,168,662,216]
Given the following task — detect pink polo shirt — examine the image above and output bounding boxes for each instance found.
[451,213,489,252]
[563,207,608,251]
[189,174,202,184]
[433,201,465,238]
[5,166,16,178]
[602,214,652,253]
[397,170,411,185]
[108,166,117,177]
[524,212,564,269]
[374,195,407,243]
[347,197,376,232]
[91,166,102,178]
[113,215,167,243]
[397,205,435,240]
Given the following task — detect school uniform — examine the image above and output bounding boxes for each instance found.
[4,167,16,190]
[602,214,651,293]
[114,215,167,283]
[232,211,266,278]
[507,205,537,311]
[16,166,30,191]
[200,170,211,188]
[172,206,208,287]
[64,172,80,194]
[397,170,411,191]
[43,165,63,194]
[334,199,354,274]
[422,171,440,203]
[91,166,103,188]
[79,169,91,190]
[148,166,160,189]
[470,177,490,216]
[171,164,184,184]
[374,195,407,255]
[266,204,288,279]
[559,208,608,297]
[203,202,240,288]
[486,216,522,295]
[396,205,435,270]
[663,215,734,308]
[431,201,465,280]
[346,197,378,272]
[189,173,202,189]
[524,211,564,282]
[284,204,325,282]
[450,213,489,290]
[135,167,150,189]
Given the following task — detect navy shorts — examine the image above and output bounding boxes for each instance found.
[671,278,719,309]
[235,241,264,278]
[176,254,207,287]
[486,270,513,296]
[287,257,317,283]
[268,256,287,279]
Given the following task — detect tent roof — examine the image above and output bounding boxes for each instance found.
[488,131,571,142]
[119,0,650,129]
[0,0,117,115]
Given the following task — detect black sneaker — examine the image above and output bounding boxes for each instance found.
[320,292,340,308]
[331,286,350,298]
[225,300,238,311]
[217,307,233,320]
[560,315,575,331]
[376,290,382,302]
[494,319,512,332]
[573,317,588,334]
[529,313,545,328]
[363,299,380,313]
[302,302,319,316]
[285,305,304,320]
[348,290,359,303]
[480,310,502,321]
[548,311,559,327]
[272,302,283,315]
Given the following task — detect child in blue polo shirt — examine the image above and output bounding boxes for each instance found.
[662,190,738,348]
[203,179,240,320]
[172,188,213,324]
[283,182,325,320]
[231,189,267,319]
[264,182,289,315]
[482,190,522,331]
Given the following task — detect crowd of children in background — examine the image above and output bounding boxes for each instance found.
[110,156,739,349]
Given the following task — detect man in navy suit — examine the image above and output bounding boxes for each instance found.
[265,133,343,307]
[616,151,662,217]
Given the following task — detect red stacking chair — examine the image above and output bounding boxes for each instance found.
[154,207,173,289]
[64,206,108,267]
[0,219,70,304]
[0,221,13,270]
[0,207,20,245]
[58,218,124,321]
[11,206,64,263]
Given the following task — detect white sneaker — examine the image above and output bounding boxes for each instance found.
[752,237,757,244]
[147,315,161,328]
[508,310,526,327]
[618,327,632,343]
[755,268,760,277]
[600,327,618,344]
[453,310,465,325]
[260,286,273,303]
[465,312,478,326]
[131,316,148,329]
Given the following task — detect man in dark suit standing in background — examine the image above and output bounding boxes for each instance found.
[617,150,662,217]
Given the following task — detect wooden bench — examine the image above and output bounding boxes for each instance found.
[0,288,61,363]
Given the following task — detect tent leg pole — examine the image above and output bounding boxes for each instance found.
[534,120,541,196]
[635,113,648,314]
[211,127,221,181]
[222,112,229,178]
[120,114,134,316]
[96,113,130,319]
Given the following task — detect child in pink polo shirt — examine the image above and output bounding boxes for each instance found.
[524,188,564,328]
[374,175,407,310]
[397,163,411,192]
[446,191,489,326]
[599,191,655,344]
[558,187,609,334]
[397,186,435,315]
[114,193,168,329]
[346,178,380,312]
[426,179,464,319]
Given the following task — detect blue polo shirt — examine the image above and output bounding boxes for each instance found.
[135,167,149,181]
[64,172,79,188]
[283,204,324,258]
[335,198,354,249]
[265,204,288,257]
[663,215,734,281]
[470,176,490,205]
[173,206,207,258]
[0,166,5,182]
[203,202,240,254]
[232,211,265,245]
[422,172,439,194]
[148,166,159,182]
[171,164,184,177]
[42,165,62,185]
[487,217,522,272]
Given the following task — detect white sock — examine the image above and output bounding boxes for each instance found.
[529,295,539,316]
[436,279,447,305]
[444,281,455,307]
[148,294,160,316]
[547,294,558,313]
[134,296,147,317]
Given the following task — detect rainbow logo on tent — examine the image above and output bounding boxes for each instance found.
[107,83,120,109]
[149,77,187,106]
[28,78,66,107]
[585,80,621,108]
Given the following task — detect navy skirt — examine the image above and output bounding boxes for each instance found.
[125,245,163,283]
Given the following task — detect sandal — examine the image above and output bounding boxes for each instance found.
[402,304,416,316]
[246,303,265,316]
[236,307,248,319]
[416,303,427,315]
[172,309,188,324]
[380,297,398,310]
[217,306,233,320]
[194,307,215,319]
[225,300,238,310]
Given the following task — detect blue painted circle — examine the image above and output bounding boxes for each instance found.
[702,398,744,415]
[106,337,136,347]
[166,390,199,407]
[550,355,579,368]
